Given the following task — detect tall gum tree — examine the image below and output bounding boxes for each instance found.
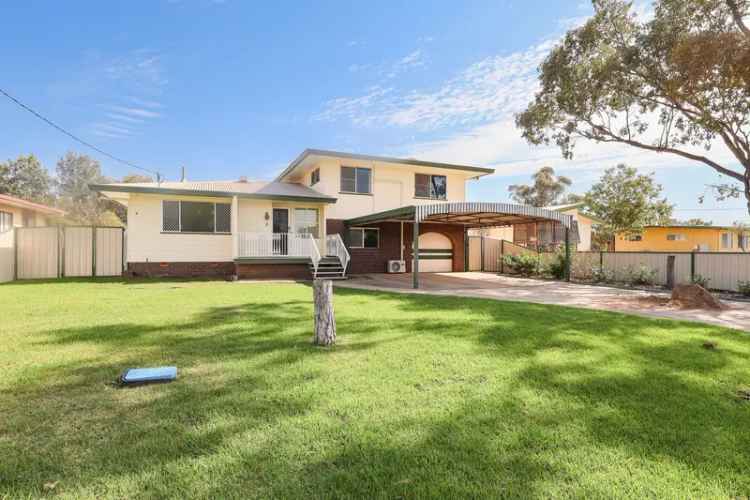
[516,0,750,213]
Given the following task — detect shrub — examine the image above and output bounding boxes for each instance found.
[502,253,539,276]
[544,250,567,280]
[591,266,614,283]
[625,265,657,286]
[737,281,750,296]
[691,274,710,289]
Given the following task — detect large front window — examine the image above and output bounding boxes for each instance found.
[415,174,447,199]
[162,201,230,233]
[341,166,371,194]
[294,208,319,238]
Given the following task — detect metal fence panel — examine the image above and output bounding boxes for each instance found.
[95,228,124,276]
[695,253,750,291]
[17,227,58,279]
[64,227,93,277]
[0,229,14,283]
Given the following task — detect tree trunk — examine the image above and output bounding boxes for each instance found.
[313,279,336,346]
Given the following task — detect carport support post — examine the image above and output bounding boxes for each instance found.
[564,226,571,282]
[413,215,419,289]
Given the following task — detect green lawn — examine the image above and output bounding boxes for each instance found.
[1,279,749,498]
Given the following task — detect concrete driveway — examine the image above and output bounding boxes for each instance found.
[337,272,750,332]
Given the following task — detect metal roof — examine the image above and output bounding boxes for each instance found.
[345,202,574,229]
[275,148,495,182]
[89,180,337,203]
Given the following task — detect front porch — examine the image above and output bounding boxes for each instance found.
[230,196,349,279]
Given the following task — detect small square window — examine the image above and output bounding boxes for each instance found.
[414,174,446,199]
[721,233,733,249]
[348,227,378,248]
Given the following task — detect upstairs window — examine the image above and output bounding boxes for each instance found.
[415,174,447,199]
[310,168,320,186]
[626,234,642,241]
[341,166,371,194]
[740,234,750,250]
[0,211,12,233]
[162,200,231,234]
[666,234,686,241]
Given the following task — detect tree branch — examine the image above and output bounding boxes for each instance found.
[726,0,750,38]
[582,120,746,182]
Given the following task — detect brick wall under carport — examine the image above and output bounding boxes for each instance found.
[327,219,465,274]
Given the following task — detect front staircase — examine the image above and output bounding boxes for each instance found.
[310,255,347,279]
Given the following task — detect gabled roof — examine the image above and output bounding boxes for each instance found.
[275,148,495,182]
[0,193,65,216]
[89,180,337,203]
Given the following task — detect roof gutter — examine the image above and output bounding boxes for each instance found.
[88,184,338,204]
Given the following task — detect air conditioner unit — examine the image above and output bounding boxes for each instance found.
[388,260,406,273]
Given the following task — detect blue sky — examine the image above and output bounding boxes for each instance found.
[1,0,747,224]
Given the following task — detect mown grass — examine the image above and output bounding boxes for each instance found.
[1,278,749,498]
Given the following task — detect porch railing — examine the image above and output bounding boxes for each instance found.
[326,233,350,273]
[237,232,320,260]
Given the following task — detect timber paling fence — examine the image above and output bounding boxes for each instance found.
[0,226,124,282]
[468,236,750,292]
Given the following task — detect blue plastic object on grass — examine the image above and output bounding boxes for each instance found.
[120,366,177,385]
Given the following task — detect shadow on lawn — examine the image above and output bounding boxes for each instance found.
[3,286,750,497]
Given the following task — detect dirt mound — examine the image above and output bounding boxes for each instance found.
[671,284,726,310]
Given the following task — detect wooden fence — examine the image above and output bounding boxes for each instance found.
[467,236,750,291]
[7,226,124,281]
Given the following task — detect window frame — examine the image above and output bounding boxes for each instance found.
[340,166,372,195]
[0,210,13,233]
[414,173,447,200]
[721,232,733,249]
[348,227,379,249]
[666,233,686,241]
[293,207,320,238]
[310,168,320,186]
[161,200,231,234]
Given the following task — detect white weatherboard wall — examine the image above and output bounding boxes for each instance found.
[0,229,13,282]
[127,194,233,262]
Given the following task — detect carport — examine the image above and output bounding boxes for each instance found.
[344,202,575,289]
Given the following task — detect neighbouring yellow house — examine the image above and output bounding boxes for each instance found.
[615,225,750,252]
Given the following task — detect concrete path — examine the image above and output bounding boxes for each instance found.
[336,272,750,332]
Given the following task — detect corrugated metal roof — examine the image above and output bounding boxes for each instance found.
[89,180,337,202]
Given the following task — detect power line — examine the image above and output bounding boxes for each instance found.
[0,87,161,179]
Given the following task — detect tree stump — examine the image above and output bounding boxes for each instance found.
[313,279,336,346]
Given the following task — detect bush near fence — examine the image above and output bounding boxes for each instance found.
[538,251,750,292]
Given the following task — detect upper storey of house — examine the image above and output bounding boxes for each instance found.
[275,149,495,220]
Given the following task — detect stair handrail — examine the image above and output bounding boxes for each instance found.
[326,233,350,274]
[308,234,322,275]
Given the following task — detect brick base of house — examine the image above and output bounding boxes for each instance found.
[235,262,310,280]
[327,219,466,274]
[127,261,236,278]
[127,261,312,280]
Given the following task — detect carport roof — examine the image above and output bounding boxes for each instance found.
[344,202,574,229]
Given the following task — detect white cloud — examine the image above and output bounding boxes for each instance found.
[317,38,555,129]
[108,105,162,119]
